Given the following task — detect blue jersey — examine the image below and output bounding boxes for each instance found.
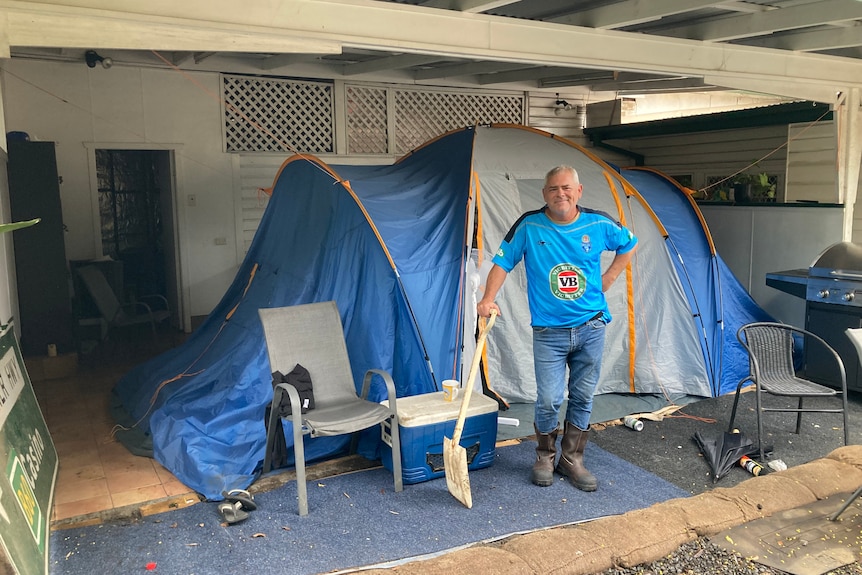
[492,206,637,328]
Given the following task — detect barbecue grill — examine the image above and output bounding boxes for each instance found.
[766,241,862,392]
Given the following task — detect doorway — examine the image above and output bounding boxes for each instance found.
[93,148,182,330]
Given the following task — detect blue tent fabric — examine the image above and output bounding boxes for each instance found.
[113,131,474,499]
[111,126,776,501]
[621,168,773,395]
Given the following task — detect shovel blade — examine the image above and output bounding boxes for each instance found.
[443,436,472,508]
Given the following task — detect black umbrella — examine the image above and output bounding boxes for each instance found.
[693,430,759,483]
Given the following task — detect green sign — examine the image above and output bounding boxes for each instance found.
[0,324,58,575]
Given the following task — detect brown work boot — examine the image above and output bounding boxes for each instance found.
[556,421,597,492]
[531,424,558,487]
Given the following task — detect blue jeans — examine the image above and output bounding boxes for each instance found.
[532,318,606,433]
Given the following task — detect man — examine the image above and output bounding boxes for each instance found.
[477,165,637,491]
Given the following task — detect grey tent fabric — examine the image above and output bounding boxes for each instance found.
[470,127,710,404]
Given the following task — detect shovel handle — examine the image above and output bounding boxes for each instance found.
[451,310,497,446]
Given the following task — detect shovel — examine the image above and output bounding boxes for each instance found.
[444,309,497,508]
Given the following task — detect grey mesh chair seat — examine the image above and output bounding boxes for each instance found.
[728,322,849,461]
[301,401,394,437]
[259,301,402,516]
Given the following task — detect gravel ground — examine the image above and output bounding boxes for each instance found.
[592,536,862,575]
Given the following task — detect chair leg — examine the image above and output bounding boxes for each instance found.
[755,384,766,461]
[842,392,850,446]
[727,379,747,433]
[262,392,283,474]
[829,484,862,521]
[389,415,403,493]
[292,418,308,517]
[795,397,804,435]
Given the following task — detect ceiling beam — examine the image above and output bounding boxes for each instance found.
[475,66,589,85]
[720,2,773,14]
[538,71,618,89]
[1,2,346,55]
[3,0,860,101]
[660,0,862,42]
[414,60,526,80]
[591,77,708,93]
[341,53,443,76]
[741,25,862,52]
[259,52,329,70]
[193,51,216,63]
[538,71,677,89]
[420,0,519,13]
[170,51,193,65]
[550,0,731,30]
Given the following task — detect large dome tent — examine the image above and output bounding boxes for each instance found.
[112,125,770,499]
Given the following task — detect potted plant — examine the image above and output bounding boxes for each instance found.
[750,171,776,202]
[732,172,776,203]
[732,174,753,203]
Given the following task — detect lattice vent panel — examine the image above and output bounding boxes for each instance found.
[394,90,523,154]
[223,74,334,153]
[346,85,388,154]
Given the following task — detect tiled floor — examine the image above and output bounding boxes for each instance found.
[30,329,195,525]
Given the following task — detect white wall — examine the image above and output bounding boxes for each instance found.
[1,59,237,318]
[700,204,843,327]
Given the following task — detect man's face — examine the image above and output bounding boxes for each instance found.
[542,170,583,222]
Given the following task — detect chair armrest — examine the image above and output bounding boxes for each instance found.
[273,382,306,425]
[122,300,155,319]
[362,369,398,414]
[139,293,169,310]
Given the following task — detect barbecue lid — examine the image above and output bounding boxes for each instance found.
[809,241,862,277]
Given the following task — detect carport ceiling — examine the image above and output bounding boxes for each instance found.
[6,0,862,101]
[383,0,862,94]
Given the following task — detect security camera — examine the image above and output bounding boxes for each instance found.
[85,50,113,69]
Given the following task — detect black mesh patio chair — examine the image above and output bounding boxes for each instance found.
[727,322,849,461]
[258,301,403,516]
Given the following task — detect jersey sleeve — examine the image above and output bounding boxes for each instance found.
[609,221,638,254]
[491,218,528,273]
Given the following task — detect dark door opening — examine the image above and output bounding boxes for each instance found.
[95,149,179,328]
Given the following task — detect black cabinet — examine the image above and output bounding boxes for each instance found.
[7,141,75,356]
[805,302,862,392]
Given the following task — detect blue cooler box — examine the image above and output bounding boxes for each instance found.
[381,391,499,484]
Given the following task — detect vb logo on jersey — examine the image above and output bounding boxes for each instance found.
[550,263,586,300]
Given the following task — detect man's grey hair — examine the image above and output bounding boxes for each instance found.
[545,165,580,186]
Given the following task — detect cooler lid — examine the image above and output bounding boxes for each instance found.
[384,391,498,427]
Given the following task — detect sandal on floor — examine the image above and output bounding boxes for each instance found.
[223,489,257,512]
[218,501,250,524]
